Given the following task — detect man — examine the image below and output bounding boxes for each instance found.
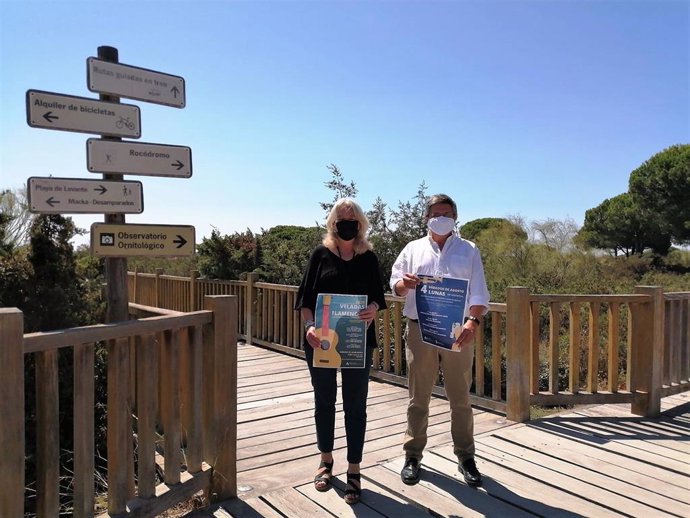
[390,193,490,487]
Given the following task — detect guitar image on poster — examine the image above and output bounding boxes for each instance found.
[313,293,368,369]
[314,294,341,367]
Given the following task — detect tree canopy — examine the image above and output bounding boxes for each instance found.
[629,144,690,244]
[196,228,259,279]
[0,188,33,256]
[460,217,527,242]
[257,225,322,285]
[577,145,686,255]
[24,215,93,331]
[578,193,671,257]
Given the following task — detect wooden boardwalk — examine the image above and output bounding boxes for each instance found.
[189,343,690,518]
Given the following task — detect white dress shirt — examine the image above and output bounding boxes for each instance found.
[390,232,490,320]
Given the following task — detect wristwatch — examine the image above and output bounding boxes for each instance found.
[304,319,315,331]
[464,316,481,326]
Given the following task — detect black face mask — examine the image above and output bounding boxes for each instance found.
[335,220,359,241]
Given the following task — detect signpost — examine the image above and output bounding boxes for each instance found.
[27,177,143,214]
[86,139,192,178]
[26,90,141,138]
[91,223,195,257]
[87,57,186,108]
[26,45,194,327]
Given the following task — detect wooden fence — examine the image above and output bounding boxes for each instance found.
[0,296,238,518]
[3,271,687,517]
[128,270,690,422]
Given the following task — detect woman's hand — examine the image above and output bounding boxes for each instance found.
[305,325,321,349]
[358,302,379,327]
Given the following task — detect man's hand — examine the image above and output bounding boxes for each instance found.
[453,322,477,351]
[396,273,421,296]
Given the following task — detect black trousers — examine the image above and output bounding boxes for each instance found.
[305,345,373,464]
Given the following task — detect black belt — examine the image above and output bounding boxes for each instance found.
[409,318,418,322]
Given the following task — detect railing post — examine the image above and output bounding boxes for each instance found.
[190,269,199,311]
[506,287,531,422]
[107,337,132,514]
[155,267,163,308]
[36,348,60,515]
[133,267,138,304]
[203,295,238,501]
[394,302,403,375]
[245,272,259,345]
[682,296,690,384]
[0,309,24,518]
[631,286,663,417]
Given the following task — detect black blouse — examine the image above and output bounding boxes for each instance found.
[295,245,388,348]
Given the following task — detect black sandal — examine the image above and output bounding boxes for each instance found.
[314,460,334,492]
[344,472,361,505]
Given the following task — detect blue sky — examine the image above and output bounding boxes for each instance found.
[1,0,688,247]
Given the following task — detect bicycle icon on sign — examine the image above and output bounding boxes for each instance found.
[116,116,135,130]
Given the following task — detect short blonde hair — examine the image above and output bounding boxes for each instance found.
[323,198,372,254]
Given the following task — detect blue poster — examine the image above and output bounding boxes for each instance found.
[414,275,469,351]
[313,293,368,368]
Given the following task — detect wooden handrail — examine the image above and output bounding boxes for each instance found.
[529,294,650,303]
[23,310,212,354]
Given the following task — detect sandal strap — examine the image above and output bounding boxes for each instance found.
[344,472,361,504]
[316,460,333,476]
[345,472,361,493]
[314,460,334,483]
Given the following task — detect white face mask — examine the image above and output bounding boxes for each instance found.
[427,216,456,236]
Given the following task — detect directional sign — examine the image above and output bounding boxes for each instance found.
[27,177,143,214]
[91,223,195,257]
[26,90,141,138]
[87,58,185,108]
[86,139,192,178]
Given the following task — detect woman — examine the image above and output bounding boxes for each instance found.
[295,198,387,505]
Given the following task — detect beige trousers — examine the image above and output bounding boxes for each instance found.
[403,320,475,462]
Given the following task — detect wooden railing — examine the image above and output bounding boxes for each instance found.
[664,292,690,392]
[0,296,238,518]
[127,270,690,422]
[4,271,687,517]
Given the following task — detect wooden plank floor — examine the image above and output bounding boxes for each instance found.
[189,343,690,518]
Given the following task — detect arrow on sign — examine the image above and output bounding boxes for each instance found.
[95,185,107,195]
[173,235,187,248]
[43,112,59,123]
[171,86,180,99]
[46,197,60,207]
[172,160,184,170]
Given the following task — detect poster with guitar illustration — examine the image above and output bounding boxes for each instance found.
[415,275,469,351]
[313,293,368,368]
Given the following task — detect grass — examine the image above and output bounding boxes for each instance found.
[530,405,574,420]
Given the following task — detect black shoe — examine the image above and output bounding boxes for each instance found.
[459,458,482,487]
[401,457,421,485]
